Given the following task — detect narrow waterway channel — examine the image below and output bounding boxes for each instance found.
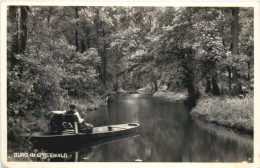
[55,93,253,162]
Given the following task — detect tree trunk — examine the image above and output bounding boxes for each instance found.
[232,69,242,95]
[231,8,242,96]
[13,6,19,54]
[220,8,227,95]
[205,76,211,93]
[114,74,119,91]
[153,80,158,92]
[86,30,90,49]
[231,8,239,56]
[227,65,232,96]
[19,6,28,53]
[247,51,252,90]
[180,48,199,108]
[102,26,106,85]
[75,7,79,52]
[47,8,53,52]
[80,39,85,53]
[8,6,28,69]
[212,75,219,95]
[94,8,103,82]
[167,83,171,91]
[8,6,18,69]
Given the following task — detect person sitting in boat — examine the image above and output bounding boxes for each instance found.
[66,104,93,133]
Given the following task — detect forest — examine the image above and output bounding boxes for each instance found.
[7,6,253,152]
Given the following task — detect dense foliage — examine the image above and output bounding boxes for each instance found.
[7,6,253,150]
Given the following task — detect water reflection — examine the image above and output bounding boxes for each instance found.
[190,118,253,162]
[10,94,253,162]
[29,133,140,162]
[84,94,253,162]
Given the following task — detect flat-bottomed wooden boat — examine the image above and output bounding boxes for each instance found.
[21,123,140,148]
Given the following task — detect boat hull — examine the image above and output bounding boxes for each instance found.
[22,123,140,149]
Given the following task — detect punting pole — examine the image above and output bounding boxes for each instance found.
[74,122,79,134]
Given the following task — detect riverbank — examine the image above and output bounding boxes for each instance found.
[137,86,153,94]
[153,91,187,102]
[136,85,188,101]
[191,95,254,133]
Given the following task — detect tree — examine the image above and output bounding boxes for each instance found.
[230,8,242,96]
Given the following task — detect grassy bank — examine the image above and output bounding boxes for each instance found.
[191,95,254,133]
[153,91,187,102]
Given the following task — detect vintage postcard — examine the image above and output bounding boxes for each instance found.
[0,0,259,168]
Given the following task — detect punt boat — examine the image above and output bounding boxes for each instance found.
[21,123,140,149]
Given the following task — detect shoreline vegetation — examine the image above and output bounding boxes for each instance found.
[153,91,187,102]
[191,94,254,133]
[147,87,253,134]
[79,90,254,134]
[137,85,188,102]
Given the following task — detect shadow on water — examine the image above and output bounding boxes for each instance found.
[194,118,253,148]
[192,118,253,162]
[46,133,141,162]
[45,132,140,153]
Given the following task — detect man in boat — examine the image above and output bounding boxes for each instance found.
[66,104,94,133]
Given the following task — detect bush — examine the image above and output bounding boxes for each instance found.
[191,94,254,132]
[153,91,187,102]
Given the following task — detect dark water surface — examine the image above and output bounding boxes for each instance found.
[60,93,252,162]
[21,93,252,162]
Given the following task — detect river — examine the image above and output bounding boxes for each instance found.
[52,93,253,162]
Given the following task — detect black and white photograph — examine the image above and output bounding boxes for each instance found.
[1,0,259,166]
